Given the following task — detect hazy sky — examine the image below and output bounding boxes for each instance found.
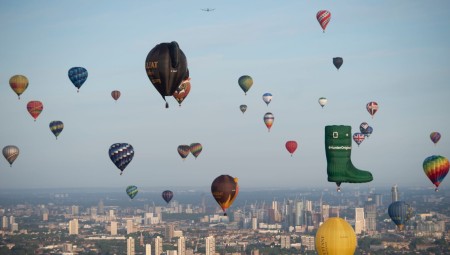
[1,1,450,191]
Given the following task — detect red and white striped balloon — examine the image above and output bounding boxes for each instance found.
[316,10,331,32]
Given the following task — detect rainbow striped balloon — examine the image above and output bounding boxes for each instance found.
[423,155,449,191]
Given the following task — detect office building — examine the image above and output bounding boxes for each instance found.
[252,217,258,230]
[127,219,135,234]
[391,184,399,202]
[127,237,135,255]
[301,236,315,251]
[178,236,186,255]
[280,235,290,249]
[69,219,79,235]
[2,216,8,229]
[355,208,365,234]
[110,221,117,235]
[11,223,18,232]
[154,236,163,255]
[166,251,177,255]
[43,212,48,221]
[98,199,104,214]
[145,244,151,255]
[165,224,174,241]
[322,204,330,222]
[71,205,79,215]
[365,201,377,232]
[295,201,304,226]
[205,236,215,255]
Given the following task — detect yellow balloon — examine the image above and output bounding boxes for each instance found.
[315,217,357,255]
[9,75,29,99]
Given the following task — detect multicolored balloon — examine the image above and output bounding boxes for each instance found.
[177,145,190,160]
[262,93,272,106]
[190,143,203,159]
[68,67,88,92]
[49,121,64,140]
[353,133,365,146]
[423,155,449,191]
[9,75,29,99]
[239,104,247,114]
[173,78,191,106]
[145,41,189,108]
[316,10,331,32]
[388,201,413,230]
[238,75,253,95]
[263,112,274,132]
[126,185,138,199]
[2,145,19,167]
[211,175,239,216]
[430,132,441,145]
[162,190,174,204]
[285,141,298,157]
[27,101,43,121]
[111,90,121,101]
[318,97,328,108]
[315,217,356,255]
[333,57,343,70]
[366,101,378,118]
[109,143,134,175]
[360,122,369,134]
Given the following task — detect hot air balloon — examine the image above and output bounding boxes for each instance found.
[162,190,174,204]
[239,104,247,114]
[177,145,190,160]
[360,122,369,134]
[315,217,356,255]
[173,78,191,106]
[366,101,378,118]
[9,75,29,99]
[318,97,328,108]
[126,185,138,199]
[238,75,253,95]
[26,101,43,121]
[68,67,88,92]
[145,41,189,108]
[2,145,19,167]
[430,132,441,145]
[353,133,365,146]
[285,141,298,157]
[366,126,373,138]
[388,201,413,230]
[333,57,343,70]
[49,121,64,139]
[423,155,449,191]
[111,90,121,101]
[109,143,134,175]
[263,112,274,132]
[316,10,331,32]
[211,175,239,216]
[262,93,272,106]
[190,143,202,159]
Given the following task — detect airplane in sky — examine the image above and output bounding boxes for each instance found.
[201,8,215,12]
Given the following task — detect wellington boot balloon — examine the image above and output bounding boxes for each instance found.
[325,125,373,190]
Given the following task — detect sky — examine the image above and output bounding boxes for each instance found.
[1,1,450,191]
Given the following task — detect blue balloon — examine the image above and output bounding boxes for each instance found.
[109,143,134,175]
[68,67,88,92]
[388,201,412,230]
[126,185,138,199]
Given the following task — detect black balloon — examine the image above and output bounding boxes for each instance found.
[333,57,343,70]
[145,41,189,108]
[162,190,174,204]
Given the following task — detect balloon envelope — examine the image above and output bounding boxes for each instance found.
[177,145,190,160]
[388,201,412,230]
[239,104,247,114]
[68,67,88,92]
[3,145,19,166]
[318,97,327,108]
[9,75,29,99]
[173,78,191,106]
[353,133,365,146]
[316,10,331,32]
[27,101,43,121]
[109,143,134,174]
[333,57,343,70]
[238,75,253,95]
[423,155,449,191]
[263,112,274,132]
[145,41,188,108]
[126,185,138,199]
[49,121,64,139]
[111,90,121,101]
[430,132,441,145]
[162,190,174,203]
[262,93,272,106]
[285,141,298,156]
[211,175,239,216]
[366,101,378,118]
[190,143,203,159]
[315,217,356,255]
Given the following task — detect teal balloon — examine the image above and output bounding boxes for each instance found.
[238,75,253,95]
[126,185,138,199]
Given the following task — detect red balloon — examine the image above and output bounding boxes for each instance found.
[26,100,43,121]
[111,90,121,101]
[366,101,379,118]
[317,10,331,32]
[285,141,298,156]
